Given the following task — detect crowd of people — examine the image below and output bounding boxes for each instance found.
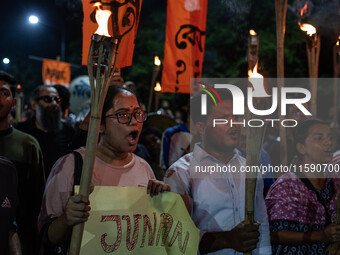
[1,69,340,255]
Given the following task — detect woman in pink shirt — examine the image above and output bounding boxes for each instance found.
[38,86,170,254]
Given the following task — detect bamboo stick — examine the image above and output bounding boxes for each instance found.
[147,58,161,112]
[306,34,321,117]
[244,94,267,255]
[332,42,340,128]
[275,0,288,167]
[329,39,340,255]
[69,37,119,255]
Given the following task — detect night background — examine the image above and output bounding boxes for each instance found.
[1,0,340,111]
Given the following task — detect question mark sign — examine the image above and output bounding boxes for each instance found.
[176,60,186,84]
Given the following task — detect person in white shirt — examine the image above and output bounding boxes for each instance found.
[164,88,271,255]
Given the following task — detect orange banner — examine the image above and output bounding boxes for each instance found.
[161,0,207,94]
[82,0,142,68]
[42,59,71,87]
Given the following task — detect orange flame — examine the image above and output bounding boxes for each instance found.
[248,62,269,97]
[154,82,162,92]
[300,3,308,17]
[94,3,112,37]
[249,29,256,36]
[154,56,161,66]
[298,22,316,36]
[337,36,340,46]
[17,84,22,90]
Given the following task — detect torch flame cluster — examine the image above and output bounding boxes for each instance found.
[298,22,316,36]
[154,56,161,66]
[298,3,316,36]
[248,62,269,97]
[94,3,112,37]
[300,3,308,17]
[249,29,257,36]
[154,82,162,92]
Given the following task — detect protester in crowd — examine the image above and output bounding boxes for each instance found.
[0,156,21,255]
[53,84,71,120]
[164,89,271,254]
[14,85,75,178]
[38,86,170,254]
[157,99,174,118]
[267,97,310,169]
[330,127,340,166]
[266,119,340,254]
[139,126,164,180]
[0,71,44,255]
[160,106,192,169]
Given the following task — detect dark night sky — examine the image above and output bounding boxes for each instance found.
[1,0,85,85]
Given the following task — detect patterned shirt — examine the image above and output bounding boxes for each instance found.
[265,172,338,254]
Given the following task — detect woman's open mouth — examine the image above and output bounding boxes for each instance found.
[127,130,139,145]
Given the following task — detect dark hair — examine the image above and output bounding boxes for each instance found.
[53,84,70,113]
[139,126,161,145]
[0,71,17,97]
[190,87,233,123]
[31,85,58,101]
[101,85,139,124]
[293,118,328,157]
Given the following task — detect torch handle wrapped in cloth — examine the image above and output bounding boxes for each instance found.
[69,35,119,255]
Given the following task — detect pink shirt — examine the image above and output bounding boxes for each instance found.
[38,147,155,230]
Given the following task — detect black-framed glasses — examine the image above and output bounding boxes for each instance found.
[35,96,61,104]
[105,110,147,124]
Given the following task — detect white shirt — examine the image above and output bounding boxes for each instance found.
[164,144,272,255]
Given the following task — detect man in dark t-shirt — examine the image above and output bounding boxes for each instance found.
[0,156,21,254]
[0,71,45,255]
[15,85,75,178]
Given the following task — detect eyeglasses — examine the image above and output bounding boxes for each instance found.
[35,96,61,104]
[105,110,147,124]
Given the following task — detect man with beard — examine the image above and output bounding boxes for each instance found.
[15,85,75,179]
[0,71,44,255]
[164,89,271,255]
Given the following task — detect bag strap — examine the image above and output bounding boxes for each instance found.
[72,151,83,195]
[296,172,332,225]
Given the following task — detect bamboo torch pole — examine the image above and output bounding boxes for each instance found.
[248,29,259,71]
[299,23,320,117]
[329,36,340,255]
[332,37,340,128]
[244,66,269,255]
[68,14,120,255]
[147,56,161,112]
[15,84,23,122]
[275,0,288,166]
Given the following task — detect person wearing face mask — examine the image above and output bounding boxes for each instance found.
[266,119,340,254]
[38,86,170,254]
[14,85,75,178]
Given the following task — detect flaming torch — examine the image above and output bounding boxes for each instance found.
[154,82,162,111]
[148,56,162,112]
[69,3,119,255]
[244,63,269,255]
[298,3,320,116]
[248,30,259,71]
[15,84,23,122]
